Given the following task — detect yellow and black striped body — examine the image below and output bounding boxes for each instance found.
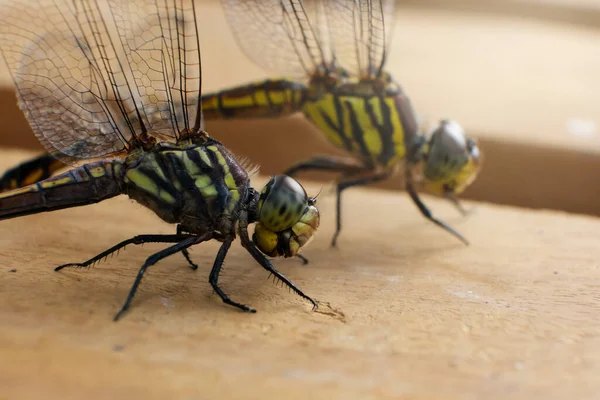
[0,77,418,192]
[0,153,64,193]
[301,80,420,169]
[122,138,251,234]
[201,78,306,120]
[200,77,419,170]
[0,138,251,234]
[0,158,123,220]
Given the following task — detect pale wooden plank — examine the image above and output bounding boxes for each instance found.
[0,149,599,399]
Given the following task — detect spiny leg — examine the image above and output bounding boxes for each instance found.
[114,235,209,321]
[54,234,195,271]
[177,225,200,270]
[283,155,365,178]
[331,170,391,248]
[407,182,469,246]
[238,217,317,310]
[209,237,255,312]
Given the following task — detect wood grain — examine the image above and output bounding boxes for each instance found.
[1,149,599,399]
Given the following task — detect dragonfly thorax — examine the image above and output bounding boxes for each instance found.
[121,139,251,235]
[302,76,416,168]
[119,142,320,259]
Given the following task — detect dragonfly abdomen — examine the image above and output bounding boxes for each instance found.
[0,153,64,192]
[201,79,307,120]
[0,159,124,220]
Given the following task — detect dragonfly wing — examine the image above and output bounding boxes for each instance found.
[0,1,142,165]
[0,0,206,165]
[324,0,396,78]
[221,0,329,80]
[108,0,204,138]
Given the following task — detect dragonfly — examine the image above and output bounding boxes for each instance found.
[0,0,482,247]
[204,0,482,246]
[0,0,321,321]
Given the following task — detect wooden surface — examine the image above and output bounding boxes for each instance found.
[1,149,600,399]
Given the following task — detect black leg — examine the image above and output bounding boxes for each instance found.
[208,237,256,312]
[114,235,209,321]
[331,171,391,247]
[295,254,309,265]
[445,193,473,217]
[284,155,387,248]
[54,234,195,271]
[406,182,469,246]
[177,225,200,270]
[238,215,317,310]
[283,155,365,178]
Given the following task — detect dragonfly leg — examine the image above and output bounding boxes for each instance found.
[445,193,474,217]
[331,171,390,248]
[54,234,195,271]
[114,235,210,321]
[283,155,387,247]
[177,225,200,270]
[295,254,309,265]
[407,182,469,246]
[238,215,318,311]
[283,155,365,178]
[209,237,256,313]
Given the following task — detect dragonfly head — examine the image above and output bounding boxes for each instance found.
[412,120,482,196]
[253,175,320,258]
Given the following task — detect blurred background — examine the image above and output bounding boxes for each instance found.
[0,0,598,215]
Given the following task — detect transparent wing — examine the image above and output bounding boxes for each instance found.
[220,0,395,80]
[221,0,328,80]
[0,1,136,164]
[325,0,396,78]
[0,0,204,165]
[109,0,204,138]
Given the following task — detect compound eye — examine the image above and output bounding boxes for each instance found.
[432,120,468,155]
[424,120,472,181]
[259,175,308,232]
[467,139,481,163]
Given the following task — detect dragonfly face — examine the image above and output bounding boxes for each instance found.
[414,120,482,197]
[253,175,320,258]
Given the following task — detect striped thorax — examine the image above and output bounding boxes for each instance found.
[302,75,414,168]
